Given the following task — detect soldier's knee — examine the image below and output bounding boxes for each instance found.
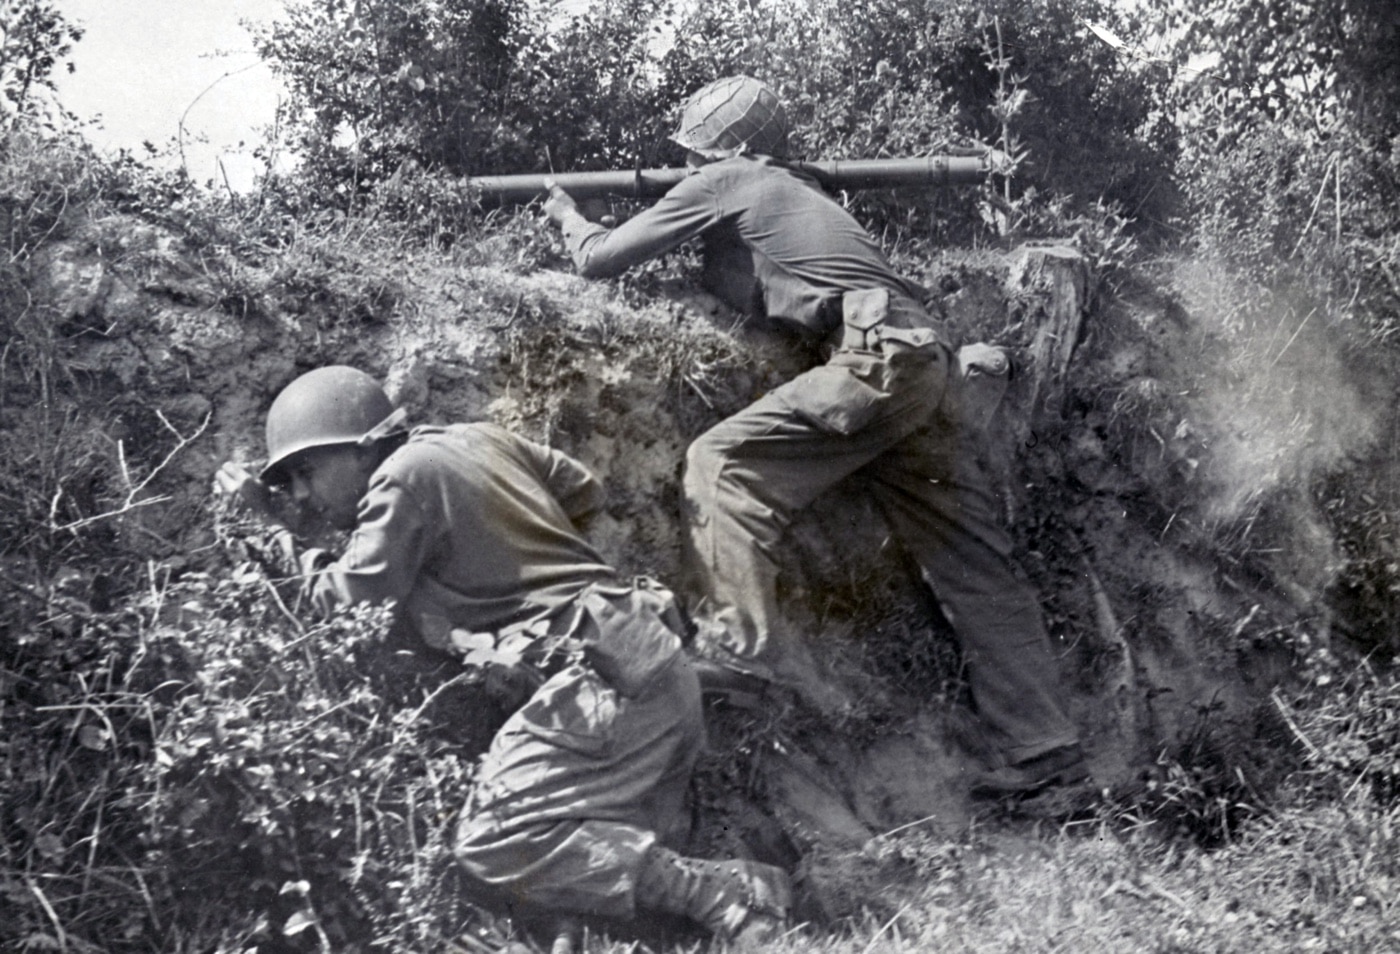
[685,429,734,475]
[683,434,734,501]
[453,812,489,873]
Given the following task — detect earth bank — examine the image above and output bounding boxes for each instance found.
[3,198,1392,948]
[36,217,1316,806]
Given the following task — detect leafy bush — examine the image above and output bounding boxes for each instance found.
[1153,0,1400,147]
[0,0,83,129]
[0,129,505,951]
[1152,0,1400,353]
[2,534,507,952]
[251,0,1176,243]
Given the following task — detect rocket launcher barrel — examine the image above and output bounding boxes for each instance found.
[469,155,992,205]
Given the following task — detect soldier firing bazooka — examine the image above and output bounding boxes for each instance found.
[543,75,1089,797]
[214,366,792,948]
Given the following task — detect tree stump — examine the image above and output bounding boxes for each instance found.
[1004,244,1092,426]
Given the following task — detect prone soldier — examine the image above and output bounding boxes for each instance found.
[216,365,791,946]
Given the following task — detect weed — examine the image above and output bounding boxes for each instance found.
[1095,701,1273,850]
[2,550,508,952]
[1286,660,1400,808]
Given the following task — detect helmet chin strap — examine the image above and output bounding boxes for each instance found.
[357,408,409,446]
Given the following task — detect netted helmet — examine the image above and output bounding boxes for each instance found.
[261,366,399,484]
[671,75,789,159]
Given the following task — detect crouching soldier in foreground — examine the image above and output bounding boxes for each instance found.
[215,366,790,946]
[543,75,1087,797]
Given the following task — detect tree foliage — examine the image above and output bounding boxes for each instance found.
[252,0,1176,236]
[0,0,82,129]
[661,0,1175,227]
[1148,0,1400,333]
[1156,0,1400,144]
[252,0,674,198]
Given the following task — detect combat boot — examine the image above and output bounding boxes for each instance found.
[969,743,1091,797]
[634,845,791,947]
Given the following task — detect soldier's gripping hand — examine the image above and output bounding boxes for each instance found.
[215,462,302,568]
[542,177,581,228]
[215,461,279,523]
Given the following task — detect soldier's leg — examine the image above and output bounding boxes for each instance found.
[455,657,789,939]
[682,350,942,686]
[455,657,704,917]
[865,426,1079,766]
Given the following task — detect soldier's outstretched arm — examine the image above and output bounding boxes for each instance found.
[542,174,721,280]
[215,459,427,617]
[296,476,429,617]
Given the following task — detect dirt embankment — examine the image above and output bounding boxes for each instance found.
[23,212,1377,875]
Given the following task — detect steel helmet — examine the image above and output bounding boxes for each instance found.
[671,75,789,159]
[261,366,401,484]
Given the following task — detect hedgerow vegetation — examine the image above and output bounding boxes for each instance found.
[4,0,1400,951]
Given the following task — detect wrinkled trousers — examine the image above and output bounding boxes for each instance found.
[454,649,703,920]
[683,336,1076,763]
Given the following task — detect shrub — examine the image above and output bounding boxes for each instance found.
[1156,0,1400,353]
[2,536,508,952]
[250,0,1177,242]
[0,128,504,952]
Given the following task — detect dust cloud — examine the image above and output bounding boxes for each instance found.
[1171,258,1382,526]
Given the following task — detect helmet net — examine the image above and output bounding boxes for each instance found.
[672,76,788,158]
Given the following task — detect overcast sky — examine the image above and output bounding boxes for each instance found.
[55,0,289,192]
[52,0,604,192]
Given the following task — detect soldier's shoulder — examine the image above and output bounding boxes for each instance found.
[375,423,509,494]
[385,423,495,469]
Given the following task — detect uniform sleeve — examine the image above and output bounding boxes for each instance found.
[513,435,606,524]
[301,477,431,618]
[562,172,722,278]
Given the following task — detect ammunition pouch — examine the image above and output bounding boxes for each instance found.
[833,288,1010,435]
[837,288,947,362]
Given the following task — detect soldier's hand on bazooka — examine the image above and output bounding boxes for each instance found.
[541,177,579,226]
